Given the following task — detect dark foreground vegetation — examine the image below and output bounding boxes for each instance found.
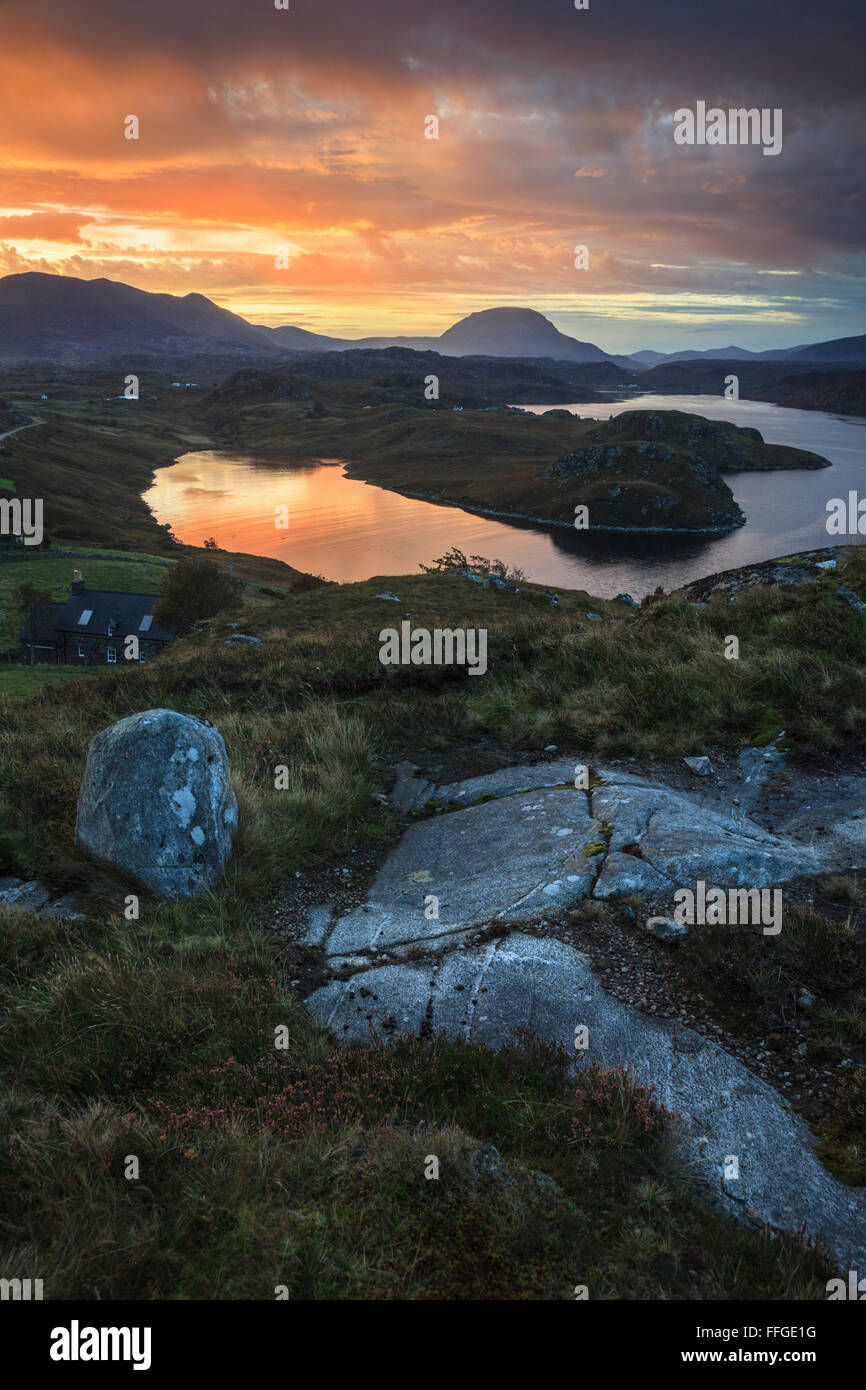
[2,543,866,1297]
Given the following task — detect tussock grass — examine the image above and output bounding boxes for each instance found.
[0,902,832,1299]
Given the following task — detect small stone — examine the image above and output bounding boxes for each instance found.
[0,877,53,912]
[684,755,714,777]
[224,634,262,648]
[40,892,86,921]
[797,990,816,1011]
[646,916,689,942]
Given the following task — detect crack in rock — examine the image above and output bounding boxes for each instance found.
[307,933,866,1272]
[298,758,866,1269]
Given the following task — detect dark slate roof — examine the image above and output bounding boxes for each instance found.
[53,589,175,642]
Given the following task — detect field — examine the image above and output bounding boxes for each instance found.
[0,664,102,698]
[0,548,172,608]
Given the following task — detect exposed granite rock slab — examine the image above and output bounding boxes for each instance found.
[308,933,866,1273]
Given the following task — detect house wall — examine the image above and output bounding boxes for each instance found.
[56,631,169,665]
[22,643,57,665]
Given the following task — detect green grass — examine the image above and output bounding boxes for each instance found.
[0,550,172,608]
[2,565,865,886]
[0,665,102,698]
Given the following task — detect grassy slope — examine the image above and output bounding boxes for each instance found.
[2,559,866,1297]
[0,549,172,606]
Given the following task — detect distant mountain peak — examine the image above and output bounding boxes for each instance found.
[436,306,626,366]
[0,271,860,370]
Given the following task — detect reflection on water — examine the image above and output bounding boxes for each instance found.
[144,396,866,597]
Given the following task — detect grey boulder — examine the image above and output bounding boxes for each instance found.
[75,709,238,899]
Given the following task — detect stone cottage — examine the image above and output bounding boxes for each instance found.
[20,570,175,666]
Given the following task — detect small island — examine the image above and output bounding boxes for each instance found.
[204,372,832,535]
[536,410,830,533]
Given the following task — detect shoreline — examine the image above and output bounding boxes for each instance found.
[340,464,747,536]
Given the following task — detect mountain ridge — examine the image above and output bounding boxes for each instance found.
[0,271,863,370]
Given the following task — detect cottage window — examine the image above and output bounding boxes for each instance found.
[78,609,93,626]
[106,647,117,663]
[77,646,85,658]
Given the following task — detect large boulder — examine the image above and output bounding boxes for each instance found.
[75,709,238,899]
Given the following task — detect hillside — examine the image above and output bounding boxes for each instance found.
[637,359,866,417]
[0,380,862,1302]
[787,333,866,364]
[2,273,862,384]
[0,397,29,433]
[210,351,625,409]
[764,369,866,415]
[538,409,819,533]
[0,390,306,594]
[434,307,630,366]
[630,333,866,367]
[0,274,629,368]
[0,273,278,363]
[268,306,633,367]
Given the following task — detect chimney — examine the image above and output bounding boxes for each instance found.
[71,569,85,596]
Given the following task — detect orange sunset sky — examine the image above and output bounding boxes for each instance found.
[1,0,863,351]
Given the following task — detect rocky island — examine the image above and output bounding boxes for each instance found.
[540,410,829,533]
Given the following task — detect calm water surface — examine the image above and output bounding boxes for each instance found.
[144,395,866,597]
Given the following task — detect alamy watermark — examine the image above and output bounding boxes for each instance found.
[826,491,866,535]
[674,103,783,157]
[667,880,782,935]
[379,621,487,675]
[0,1277,43,1299]
[50,1321,152,1370]
[0,496,43,545]
[826,1270,866,1300]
